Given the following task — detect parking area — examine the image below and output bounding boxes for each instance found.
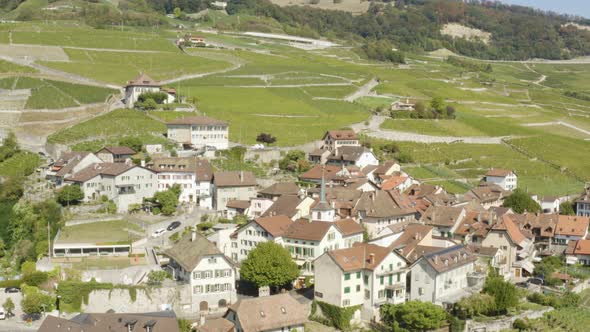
[0,289,42,331]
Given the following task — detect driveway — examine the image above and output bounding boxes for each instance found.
[0,290,41,331]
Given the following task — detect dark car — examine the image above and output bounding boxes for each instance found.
[167,221,181,231]
[528,277,544,286]
[22,313,42,322]
[4,287,20,293]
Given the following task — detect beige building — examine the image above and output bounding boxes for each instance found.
[321,130,359,152]
[124,73,175,108]
[96,146,136,163]
[167,116,229,150]
[213,171,257,212]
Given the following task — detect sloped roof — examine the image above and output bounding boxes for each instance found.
[454,211,494,237]
[39,311,179,332]
[65,163,136,183]
[166,116,228,126]
[98,146,136,155]
[323,130,357,141]
[389,224,433,260]
[148,157,213,181]
[126,73,160,87]
[327,242,396,272]
[283,220,333,241]
[327,146,371,163]
[421,206,464,227]
[335,218,364,236]
[485,168,514,177]
[226,200,250,210]
[213,171,256,187]
[228,293,307,332]
[420,245,477,273]
[259,182,300,197]
[373,160,399,175]
[262,195,303,219]
[163,232,223,271]
[381,175,408,191]
[254,215,293,237]
[197,318,234,332]
[566,239,590,255]
[492,215,527,246]
[556,215,589,237]
[467,244,499,258]
[299,164,342,181]
[355,190,415,218]
[54,152,93,177]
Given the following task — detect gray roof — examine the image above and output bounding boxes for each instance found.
[39,311,179,332]
[163,232,225,271]
[213,171,256,187]
[227,293,307,332]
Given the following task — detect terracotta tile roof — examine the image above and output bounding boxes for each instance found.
[213,171,256,187]
[511,213,558,238]
[388,224,433,261]
[421,206,464,227]
[465,184,508,203]
[420,245,477,273]
[39,311,179,332]
[98,146,136,155]
[148,157,213,181]
[373,160,399,175]
[454,211,495,237]
[262,195,303,219]
[299,164,342,182]
[226,200,250,210]
[355,190,415,218]
[566,239,590,255]
[323,130,358,141]
[54,152,92,177]
[488,206,513,217]
[362,164,379,174]
[197,318,234,332]
[283,220,333,241]
[65,163,136,183]
[556,215,589,237]
[468,244,499,257]
[405,245,445,263]
[254,215,293,237]
[163,232,224,271]
[492,215,527,246]
[335,218,364,236]
[228,293,307,332]
[126,72,160,87]
[327,243,394,271]
[259,182,300,197]
[381,175,408,191]
[166,116,228,126]
[485,168,514,177]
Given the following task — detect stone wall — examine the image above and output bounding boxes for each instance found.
[464,308,553,332]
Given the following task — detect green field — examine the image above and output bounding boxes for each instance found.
[57,220,143,245]
[0,152,40,178]
[0,59,36,74]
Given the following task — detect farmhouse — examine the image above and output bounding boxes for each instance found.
[213,171,257,212]
[484,168,517,191]
[124,73,175,108]
[96,146,136,163]
[321,130,359,152]
[390,98,415,111]
[46,151,103,186]
[166,116,229,151]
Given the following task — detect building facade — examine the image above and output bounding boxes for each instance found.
[167,116,229,150]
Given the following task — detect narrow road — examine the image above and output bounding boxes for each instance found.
[522,121,590,136]
[344,78,378,102]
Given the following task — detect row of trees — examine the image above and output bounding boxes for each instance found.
[391,97,456,120]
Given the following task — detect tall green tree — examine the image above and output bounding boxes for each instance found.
[502,188,541,213]
[483,273,519,314]
[559,201,575,216]
[2,298,14,317]
[381,301,448,331]
[240,242,299,289]
[56,185,84,206]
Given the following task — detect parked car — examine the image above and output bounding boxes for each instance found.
[0,311,5,320]
[167,221,181,231]
[4,287,20,293]
[528,277,544,286]
[151,228,167,238]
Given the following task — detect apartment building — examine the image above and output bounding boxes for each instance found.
[166,116,229,150]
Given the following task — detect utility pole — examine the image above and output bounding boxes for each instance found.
[48,219,51,263]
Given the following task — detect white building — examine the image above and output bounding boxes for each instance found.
[164,231,237,313]
[321,130,359,152]
[65,162,157,213]
[484,168,517,191]
[566,239,590,266]
[213,171,257,212]
[147,157,213,208]
[326,146,379,169]
[409,245,480,306]
[46,152,103,186]
[538,196,561,214]
[314,243,408,323]
[575,186,590,217]
[224,293,307,332]
[167,116,229,150]
[354,190,417,239]
[230,215,292,262]
[124,73,175,108]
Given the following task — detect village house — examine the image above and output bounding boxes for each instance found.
[321,130,360,152]
[481,216,535,280]
[325,146,379,169]
[45,151,103,186]
[262,194,315,221]
[566,239,590,266]
[308,148,331,164]
[363,160,400,184]
[224,293,307,332]
[282,218,363,276]
[230,215,292,262]
[537,196,561,214]
[299,164,366,185]
[212,171,257,212]
[575,185,590,217]
[405,183,455,215]
[38,311,180,332]
[390,98,415,111]
[147,157,213,208]
[258,182,300,201]
[453,210,496,245]
[420,206,466,238]
[196,317,234,332]
[96,146,136,163]
[124,73,175,108]
[166,116,229,151]
[484,168,517,191]
[164,231,237,313]
[409,245,481,307]
[314,243,408,323]
[464,183,509,209]
[246,197,274,218]
[554,215,590,246]
[511,213,557,254]
[65,162,157,213]
[225,200,251,219]
[354,190,416,238]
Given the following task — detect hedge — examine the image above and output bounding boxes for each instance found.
[313,300,361,331]
[0,279,23,288]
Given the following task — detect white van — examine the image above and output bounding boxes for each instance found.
[0,311,5,320]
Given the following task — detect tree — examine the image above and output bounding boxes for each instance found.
[240,242,299,289]
[21,289,54,315]
[381,301,447,331]
[513,318,529,331]
[560,201,575,215]
[178,318,193,332]
[56,185,84,206]
[455,293,495,318]
[502,188,541,213]
[118,137,142,152]
[2,298,14,317]
[173,7,182,18]
[483,273,519,314]
[256,133,277,145]
[279,150,310,174]
[154,190,179,216]
[147,270,169,286]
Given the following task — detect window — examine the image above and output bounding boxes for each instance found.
[419,287,424,296]
[342,299,350,307]
[193,272,201,279]
[344,287,351,294]
[344,273,350,281]
[193,286,202,294]
[378,290,385,299]
[364,275,369,285]
[356,285,361,292]
[364,290,370,300]
[396,273,401,282]
[356,272,361,279]
[380,276,384,285]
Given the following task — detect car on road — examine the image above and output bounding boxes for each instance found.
[4,287,20,293]
[0,311,5,320]
[528,277,544,286]
[151,228,167,238]
[167,221,181,231]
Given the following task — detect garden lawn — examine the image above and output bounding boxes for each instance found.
[57,220,143,245]
[47,109,167,144]
[40,49,231,85]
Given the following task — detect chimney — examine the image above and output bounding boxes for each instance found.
[331,201,335,208]
[434,255,439,264]
[140,159,146,167]
[191,230,196,242]
[239,171,244,183]
[477,212,482,223]
[369,253,375,265]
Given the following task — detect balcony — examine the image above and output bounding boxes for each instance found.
[376,268,406,276]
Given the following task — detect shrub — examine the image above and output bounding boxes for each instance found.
[137,92,168,104]
[315,301,360,331]
[197,222,214,232]
[513,318,529,331]
[455,293,495,318]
